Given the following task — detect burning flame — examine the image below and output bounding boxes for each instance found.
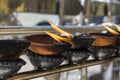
[115,24,120,32]
[44,31,74,47]
[48,22,72,39]
[104,25,119,35]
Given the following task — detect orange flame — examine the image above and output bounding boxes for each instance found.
[104,25,119,35]
[115,24,120,32]
[44,31,74,46]
[48,22,72,39]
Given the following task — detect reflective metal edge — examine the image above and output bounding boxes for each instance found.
[0,27,106,35]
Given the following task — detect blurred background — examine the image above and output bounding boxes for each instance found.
[0,0,120,26]
[0,0,120,80]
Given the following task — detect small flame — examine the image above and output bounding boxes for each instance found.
[48,22,72,39]
[104,25,119,35]
[44,31,74,46]
[115,24,120,32]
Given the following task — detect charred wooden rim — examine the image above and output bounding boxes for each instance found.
[70,35,95,49]
[0,40,30,44]
[0,40,30,61]
[25,34,71,55]
[89,33,117,47]
[72,35,95,40]
[89,33,117,37]
[0,58,26,66]
[25,34,71,46]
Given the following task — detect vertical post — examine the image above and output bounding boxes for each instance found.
[107,0,112,22]
[84,0,91,24]
[112,61,120,80]
[81,67,88,80]
[59,0,64,25]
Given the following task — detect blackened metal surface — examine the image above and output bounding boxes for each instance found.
[26,50,67,70]
[0,59,26,79]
